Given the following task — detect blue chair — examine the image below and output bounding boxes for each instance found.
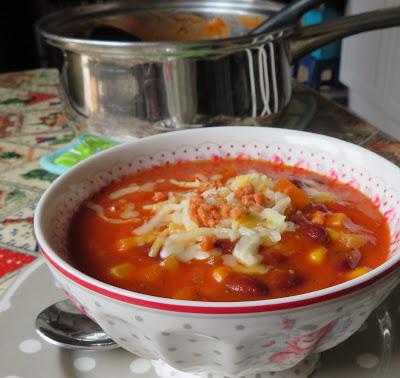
[292,55,341,90]
[292,8,342,90]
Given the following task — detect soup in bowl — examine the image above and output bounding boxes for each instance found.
[34,127,400,376]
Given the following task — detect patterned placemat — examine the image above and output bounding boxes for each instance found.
[0,69,76,292]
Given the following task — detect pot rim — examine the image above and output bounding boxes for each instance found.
[34,127,400,314]
[37,0,291,57]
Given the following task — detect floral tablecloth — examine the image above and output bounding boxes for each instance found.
[0,68,399,295]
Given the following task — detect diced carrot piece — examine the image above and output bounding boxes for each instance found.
[273,178,310,209]
[201,235,216,251]
[220,166,237,181]
[230,206,246,220]
[254,192,265,206]
[325,213,348,228]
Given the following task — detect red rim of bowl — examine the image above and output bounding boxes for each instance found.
[39,244,400,314]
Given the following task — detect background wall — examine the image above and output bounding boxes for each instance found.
[0,0,110,73]
[340,0,400,139]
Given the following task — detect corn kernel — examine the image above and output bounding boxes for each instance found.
[168,222,184,233]
[308,247,328,264]
[110,262,134,279]
[346,266,372,280]
[233,264,269,275]
[160,256,180,271]
[116,237,137,251]
[116,233,157,252]
[325,213,348,227]
[212,266,232,283]
[310,192,335,203]
[236,176,250,188]
[239,215,260,228]
[327,227,340,240]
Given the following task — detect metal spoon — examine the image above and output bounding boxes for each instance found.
[35,299,119,350]
[250,0,327,35]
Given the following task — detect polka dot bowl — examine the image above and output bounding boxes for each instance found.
[34,127,400,377]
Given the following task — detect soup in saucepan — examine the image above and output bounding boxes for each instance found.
[69,159,390,302]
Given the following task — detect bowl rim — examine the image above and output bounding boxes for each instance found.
[34,127,400,314]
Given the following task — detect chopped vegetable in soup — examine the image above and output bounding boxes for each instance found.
[69,159,390,301]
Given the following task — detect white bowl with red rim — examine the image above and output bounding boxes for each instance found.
[34,127,400,377]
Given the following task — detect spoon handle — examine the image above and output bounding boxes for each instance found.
[35,299,119,350]
[251,0,327,35]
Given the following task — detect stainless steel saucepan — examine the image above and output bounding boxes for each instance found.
[38,0,400,140]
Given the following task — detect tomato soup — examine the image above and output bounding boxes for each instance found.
[69,159,390,302]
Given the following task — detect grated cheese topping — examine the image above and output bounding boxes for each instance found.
[86,172,297,270]
[130,172,294,269]
[86,202,139,224]
[109,182,155,200]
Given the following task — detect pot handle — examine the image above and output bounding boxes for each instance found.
[289,6,400,63]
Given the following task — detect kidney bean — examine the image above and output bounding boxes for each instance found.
[261,250,287,266]
[215,239,236,254]
[311,177,326,185]
[224,273,268,296]
[292,179,305,189]
[303,203,329,214]
[298,220,330,245]
[289,210,304,224]
[334,249,362,272]
[268,269,303,290]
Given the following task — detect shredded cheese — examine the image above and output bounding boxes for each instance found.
[120,203,139,219]
[233,234,262,266]
[86,202,139,224]
[109,182,155,200]
[170,179,201,188]
[121,172,296,267]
